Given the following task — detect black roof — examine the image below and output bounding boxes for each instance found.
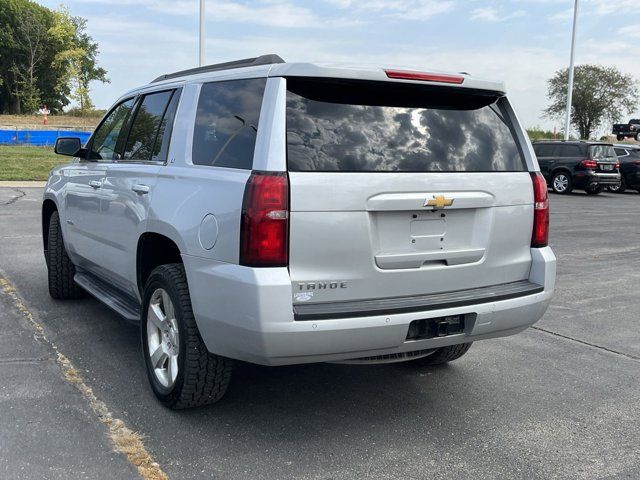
[150,54,285,83]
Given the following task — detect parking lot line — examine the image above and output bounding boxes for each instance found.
[0,274,170,480]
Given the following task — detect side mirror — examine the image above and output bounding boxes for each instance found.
[54,137,82,157]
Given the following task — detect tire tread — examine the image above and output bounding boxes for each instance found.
[146,264,232,409]
[47,211,83,299]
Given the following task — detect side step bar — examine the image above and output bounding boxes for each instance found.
[74,272,141,323]
[294,280,544,321]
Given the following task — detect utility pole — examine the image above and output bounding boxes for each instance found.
[564,0,579,140]
[199,0,205,66]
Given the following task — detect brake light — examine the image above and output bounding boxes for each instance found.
[580,159,597,169]
[614,161,620,169]
[384,69,465,84]
[240,172,289,267]
[530,172,549,248]
[633,161,640,166]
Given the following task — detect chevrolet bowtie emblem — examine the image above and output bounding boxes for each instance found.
[424,195,454,209]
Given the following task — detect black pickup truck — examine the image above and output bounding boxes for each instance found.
[612,119,640,141]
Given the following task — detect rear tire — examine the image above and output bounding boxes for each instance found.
[617,135,624,141]
[141,263,232,409]
[607,177,626,193]
[585,186,602,195]
[551,172,572,194]
[46,211,84,299]
[408,343,472,366]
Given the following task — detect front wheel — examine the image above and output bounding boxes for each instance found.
[408,343,473,367]
[607,177,626,193]
[141,264,232,409]
[46,211,84,299]
[551,172,573,194]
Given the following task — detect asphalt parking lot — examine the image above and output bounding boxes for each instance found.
[1,186,639,480]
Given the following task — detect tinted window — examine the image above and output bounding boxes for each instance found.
[557,145,582,157]
[533,144,556,157]
[286,79,525,172]
[123,90,176,162]
[89,98,135,161]
[192,78,266,169]
[614,148,628,157]
[589,145,616,160]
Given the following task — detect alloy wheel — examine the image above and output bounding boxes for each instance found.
[553,174,569,193]
[146,288,180,388]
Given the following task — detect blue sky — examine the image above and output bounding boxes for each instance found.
[37,0,640,134]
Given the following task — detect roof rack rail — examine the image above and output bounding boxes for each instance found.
[150,54,285,83]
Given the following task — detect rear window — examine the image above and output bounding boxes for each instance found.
[589,145,616,160]
[286,79,526,173]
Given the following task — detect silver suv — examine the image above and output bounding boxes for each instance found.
[43,54,556,408]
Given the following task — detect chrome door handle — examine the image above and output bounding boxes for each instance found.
[89,180,102,189]
[132,184,150,195]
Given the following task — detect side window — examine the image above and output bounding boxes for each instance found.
[558,145,581,157]
[123,89,180,162]
[192,78,266,169]
[614,148,628,157]
[534,144,555,157]
[89,98,135,161]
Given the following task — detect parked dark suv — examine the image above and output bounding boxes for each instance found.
[608,144,640,193]
[532,141,620,194]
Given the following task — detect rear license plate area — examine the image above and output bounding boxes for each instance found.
[406,314,467,340]
[600,164,613,171]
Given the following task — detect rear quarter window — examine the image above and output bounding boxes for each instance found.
[533,144,556,157]
[286,79,526,173]
[192,78,266,169]
[557,145,582,157]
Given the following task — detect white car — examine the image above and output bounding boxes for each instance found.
[43,54,555,408]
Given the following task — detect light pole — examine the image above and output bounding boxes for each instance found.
[564,0,579,140]
[199,0,205,66]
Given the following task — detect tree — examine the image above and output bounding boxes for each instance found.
[544,64,639,140]
[0,0,107,114]
[69,16,109,112]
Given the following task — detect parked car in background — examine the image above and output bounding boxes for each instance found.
[42,55,556,408]
[612,119,640,141]
[532,140,620,195]
[608,144,640,193]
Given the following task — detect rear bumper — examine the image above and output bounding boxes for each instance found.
[574,172,620,189]
[183,247,556,366]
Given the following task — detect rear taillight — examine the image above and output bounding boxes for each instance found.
[633,160,640,166]
[614,161,620,169]
[240,172,289,267]
[530,172,549,248]
[580,159,597,169]
[384,69,465,84]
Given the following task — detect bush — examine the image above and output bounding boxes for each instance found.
[65,107,106,118]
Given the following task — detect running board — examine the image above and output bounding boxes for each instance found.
[74,272,141,323]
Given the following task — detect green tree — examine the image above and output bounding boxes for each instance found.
[544,64,639,140]
[0,0,107,114]
[69,16,109,112]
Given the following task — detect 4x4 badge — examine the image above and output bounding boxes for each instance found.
[424,195,454,209]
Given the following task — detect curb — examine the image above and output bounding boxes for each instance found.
[0,181,46,187]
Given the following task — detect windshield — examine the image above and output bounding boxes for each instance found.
[286,79,526,173]
[589,145,616,160]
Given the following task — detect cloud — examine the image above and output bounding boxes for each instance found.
[470,7,526,22]
[322,0,456,20]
